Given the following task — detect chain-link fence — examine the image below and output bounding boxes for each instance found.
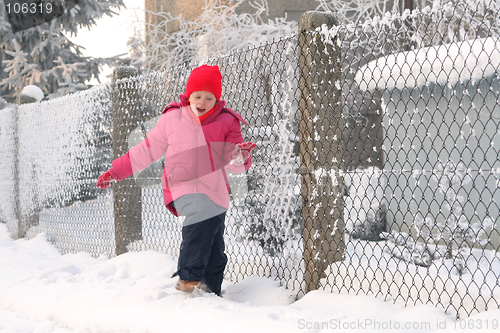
[1,5,500,319]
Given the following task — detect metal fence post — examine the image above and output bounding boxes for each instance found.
[112,67,143,255]
[298,11,345,293]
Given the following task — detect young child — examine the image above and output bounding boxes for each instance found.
[96,65,256,296]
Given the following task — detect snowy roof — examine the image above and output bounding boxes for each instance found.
[355,37,500,91]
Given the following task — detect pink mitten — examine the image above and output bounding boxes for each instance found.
[96,170,115,189]
[231,141,256,166]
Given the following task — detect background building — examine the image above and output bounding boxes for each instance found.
[145,0,320,29]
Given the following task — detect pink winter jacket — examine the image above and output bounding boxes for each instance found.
[109,94,252,216]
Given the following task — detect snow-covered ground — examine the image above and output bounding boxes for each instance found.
[1,223,499,333]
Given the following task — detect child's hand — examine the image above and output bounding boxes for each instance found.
[231,141,256,166]
[237,141,257,151]
[96,170,115,189]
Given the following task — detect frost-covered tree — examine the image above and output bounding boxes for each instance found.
[127,0,296,71]
[0,0,126,102]
[315,0,400,24]
[409,0,500,45]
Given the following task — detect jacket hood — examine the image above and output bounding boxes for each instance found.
[162,93,249,126]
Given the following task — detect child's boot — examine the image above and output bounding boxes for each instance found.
[175,279,206,293]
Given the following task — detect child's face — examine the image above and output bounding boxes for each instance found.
[188,91,217,116]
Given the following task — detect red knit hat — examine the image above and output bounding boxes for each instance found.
[185,65,222,100]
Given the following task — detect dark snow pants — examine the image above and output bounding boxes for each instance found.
[171,194,228,296]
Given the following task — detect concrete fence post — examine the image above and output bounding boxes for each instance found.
[15,94,39,238]
[112,67,143,255]
[298,11,345,293]
[14,108,21,239]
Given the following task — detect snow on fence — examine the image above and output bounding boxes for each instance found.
[1,8,500,318]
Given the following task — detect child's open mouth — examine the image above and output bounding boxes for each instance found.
[197,108,206,113]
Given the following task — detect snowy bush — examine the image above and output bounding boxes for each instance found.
[344,167,387,241]
[228,50,301,256]
[21,85,44,102]
[423,161,493,271]
[382,160,495,272]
